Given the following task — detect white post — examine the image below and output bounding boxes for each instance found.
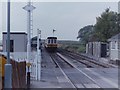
[37,29,41,80]
[27,1,31,66]
[36,29,39,80]
[23,0,36,63]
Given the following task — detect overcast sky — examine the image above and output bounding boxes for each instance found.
[0,1,118,41]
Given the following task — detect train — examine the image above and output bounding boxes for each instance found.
[44,37,58,52]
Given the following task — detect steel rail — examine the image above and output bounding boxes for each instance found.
[49,53,78,89]
[60,50,110,68]
[56,53,101,88]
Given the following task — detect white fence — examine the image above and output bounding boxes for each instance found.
[30,51,41,80]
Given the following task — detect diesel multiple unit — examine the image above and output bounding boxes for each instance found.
[45,37,57,52]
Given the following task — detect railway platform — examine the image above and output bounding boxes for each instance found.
[31,49,75,88]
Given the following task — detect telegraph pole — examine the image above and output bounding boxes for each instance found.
[4,0,12,88]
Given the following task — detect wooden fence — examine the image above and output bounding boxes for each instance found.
[11,60,26,88]
[0,55,26,89]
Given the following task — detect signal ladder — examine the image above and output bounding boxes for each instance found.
[29,1,34,38]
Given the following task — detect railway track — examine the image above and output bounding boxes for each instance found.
[58,49,113,68]
[49,53,101,88]
[49,53,77,88]
[49,53,73,68]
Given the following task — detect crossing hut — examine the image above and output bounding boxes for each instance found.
[86,42,108,58]
[3,32,27,52]
[108,33,120,65]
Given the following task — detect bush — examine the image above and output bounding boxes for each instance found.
[77,45,86,53]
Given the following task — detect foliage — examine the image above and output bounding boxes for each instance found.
[59,41,86,53]
[77,44,86,53]
[77,25,94,43]
[94,8,119,42]
[77,8,120,43]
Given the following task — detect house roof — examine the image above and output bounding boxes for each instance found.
[108,33,120,41]
[3,32,27,35]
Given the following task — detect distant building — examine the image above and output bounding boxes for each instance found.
[108,33,120,61]
[3,32,27,52]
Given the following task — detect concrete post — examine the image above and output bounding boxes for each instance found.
[4,0,12,88]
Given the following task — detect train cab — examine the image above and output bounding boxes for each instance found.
[45,37,57,52]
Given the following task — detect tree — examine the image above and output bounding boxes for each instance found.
[77,8,120,43]
[77,25,94,43]
[94,8,119,42]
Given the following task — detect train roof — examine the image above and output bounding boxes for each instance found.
[47,37,57,39]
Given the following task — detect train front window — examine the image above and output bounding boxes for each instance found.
[51,39,53,44]
[48,39,50,43]
[54,39,56,43]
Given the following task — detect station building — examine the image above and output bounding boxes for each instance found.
[108,33,120,61]
[3,32,27,52]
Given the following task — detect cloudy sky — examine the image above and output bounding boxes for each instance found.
[0,1,118,41]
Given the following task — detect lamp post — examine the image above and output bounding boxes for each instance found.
[4,0,12,88]
[23,1,35,65]
[23,1,35,87]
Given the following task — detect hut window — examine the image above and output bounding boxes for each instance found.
[111,42,115,49]
[118,42,120,49]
